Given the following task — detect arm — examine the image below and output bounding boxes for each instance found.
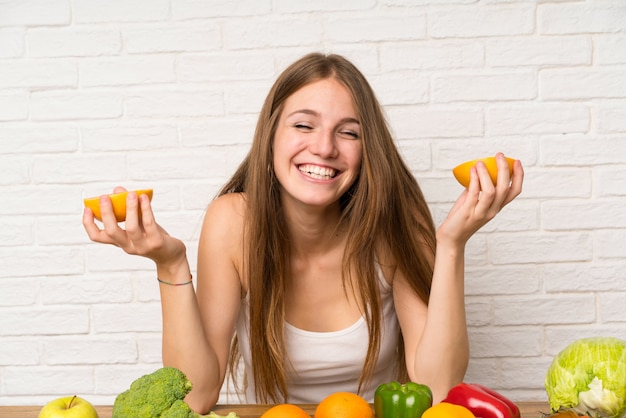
[395,153,524,403]
[393,237,468,404]
[182,193,245,413]
[83,189,243,414]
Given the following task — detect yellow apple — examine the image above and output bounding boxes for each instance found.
[452,156,515,188]
[38,395,99,418]
[83,189,153,222]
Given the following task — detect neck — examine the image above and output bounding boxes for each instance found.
[281,198,345,256]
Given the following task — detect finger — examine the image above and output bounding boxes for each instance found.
[124,191,160,255]
[489,153,513,208]
[138,193,164,243]
[124,192,151,254]
[495,152,512,188]
[466,165,482,200]
[82,204,94,224]
[99,195,129,244]
[138,193,156,227]
[83,206,121,245]
[473,161,497,207]
[502,159,524,207]
[113,186,127,194]
[99,195,117,225]
[476,161,496,193]
[83,206,106,243]
[124,191,142,236]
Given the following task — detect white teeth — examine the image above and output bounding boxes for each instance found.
[298,164,337,180]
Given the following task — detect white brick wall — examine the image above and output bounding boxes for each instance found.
[1,0,625,408]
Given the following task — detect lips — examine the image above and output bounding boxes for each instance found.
[297,164,338,180]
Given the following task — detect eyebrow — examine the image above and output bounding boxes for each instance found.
[286,109,360,125]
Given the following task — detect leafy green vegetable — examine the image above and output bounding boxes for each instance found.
[113,367,193,417]
[545,337,626,418]
[160,399,197,418]
[112,367,239,418]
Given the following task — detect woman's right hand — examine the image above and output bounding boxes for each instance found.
[82,187,187,271]
[436,153,523,248]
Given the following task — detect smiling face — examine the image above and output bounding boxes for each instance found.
[272,77,363,211]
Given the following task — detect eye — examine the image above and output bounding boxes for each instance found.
[294,123,313,130]
[339,130,360,139]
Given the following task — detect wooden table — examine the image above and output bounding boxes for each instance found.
[0,402,549,417]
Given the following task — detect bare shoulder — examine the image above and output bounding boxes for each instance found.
[199,193,247,276]
[196,193,247,357]
[205,192,247,224]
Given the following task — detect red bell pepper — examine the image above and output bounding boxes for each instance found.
[443,383,521,418]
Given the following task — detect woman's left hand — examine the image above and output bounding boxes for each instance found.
[437,152,524,246]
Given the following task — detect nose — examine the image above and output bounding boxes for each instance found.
[309,128,338,158]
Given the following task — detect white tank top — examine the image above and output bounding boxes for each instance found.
[235,271,400,403]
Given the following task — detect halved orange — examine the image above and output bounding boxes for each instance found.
[261,403,311,418]
[452,156,515,188]
[83,189,153,222]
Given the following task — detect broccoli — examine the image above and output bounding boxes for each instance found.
[112,367,192,417]
[160,400,239,418]
[112,367,238,418]
[160,399,196,418]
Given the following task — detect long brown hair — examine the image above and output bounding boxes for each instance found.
[220,52,436,403]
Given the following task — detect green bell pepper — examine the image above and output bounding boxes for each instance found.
[374,381,433,418]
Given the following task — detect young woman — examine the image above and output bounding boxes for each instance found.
[83,53,523,414]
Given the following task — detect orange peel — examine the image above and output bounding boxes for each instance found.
[83,189,153,222]
[452,156,515,188]
[261,404,310,418]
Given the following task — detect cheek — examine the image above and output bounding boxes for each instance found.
[271,132,286,162]
[272,135,292,182]
[346,143,363,170]
[273,129,298,157]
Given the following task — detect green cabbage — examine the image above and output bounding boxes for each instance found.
[545,337,626,418]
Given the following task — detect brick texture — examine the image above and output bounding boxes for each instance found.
[1,0,625,408]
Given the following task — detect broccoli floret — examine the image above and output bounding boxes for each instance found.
[112,367,239,418]
[161,400,240,418]
[160,399,196,418]
[112,367,193,418]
